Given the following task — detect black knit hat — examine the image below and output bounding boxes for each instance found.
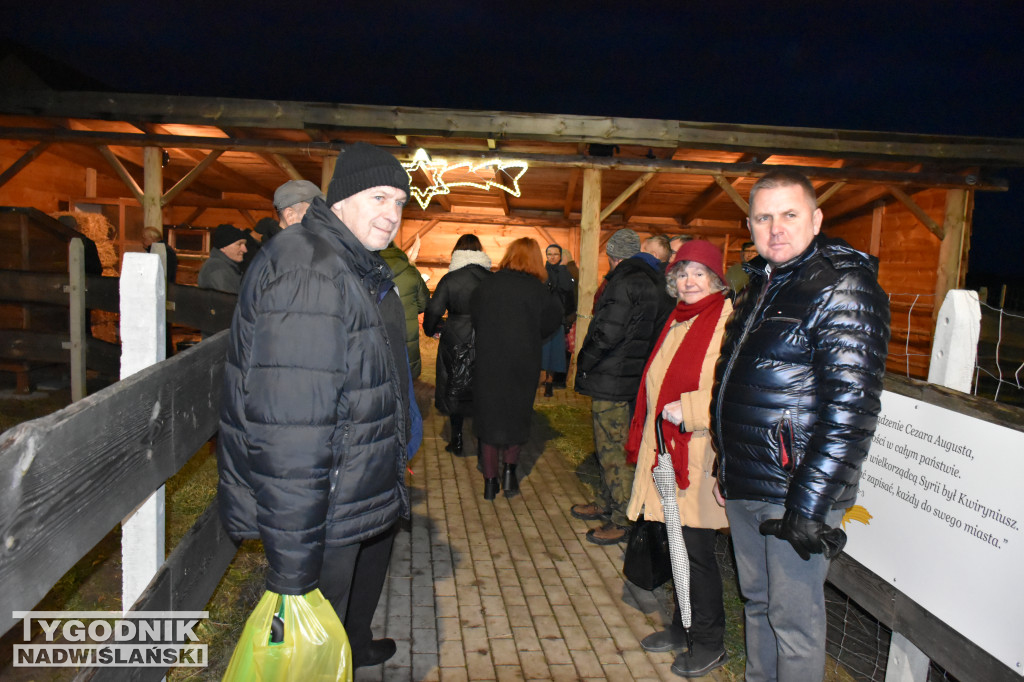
[326,142,410,206]
[211,224,248,249]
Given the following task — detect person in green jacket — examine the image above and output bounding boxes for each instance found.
[380,242,430,378]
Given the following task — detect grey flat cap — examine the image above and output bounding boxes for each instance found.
[273,180,324,211]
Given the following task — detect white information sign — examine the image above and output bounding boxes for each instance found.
[845,391,1024,676]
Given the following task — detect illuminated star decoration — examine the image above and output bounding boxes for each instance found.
[402,148,529,209]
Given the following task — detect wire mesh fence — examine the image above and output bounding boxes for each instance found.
[974,301,1024,406]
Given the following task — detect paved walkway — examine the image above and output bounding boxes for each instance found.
[355,369,727,681]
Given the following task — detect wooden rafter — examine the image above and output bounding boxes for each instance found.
[162,150,224,206]
[599,172,654,221]
[0,141,49,189]
[887,185,944,240]
[99,146,143,201]
[563,168,580,218]
[713,174,750,215]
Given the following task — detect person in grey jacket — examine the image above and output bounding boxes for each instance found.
[197,224,248,293]
[711,169,890,681]
[217,143,413,669]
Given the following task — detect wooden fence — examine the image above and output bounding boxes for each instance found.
[0,267,1022,679]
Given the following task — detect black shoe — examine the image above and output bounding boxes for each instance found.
[670,644,727,678]
[483,477,500,500]
[641,628,688,653]
[445,430,464,456]
[543,382,553,397]
[502,463,520,498]
[352,638,397,668]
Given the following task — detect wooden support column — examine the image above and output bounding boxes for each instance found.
[933,189,970,318]
[66,239,86,401]
[869,202,883,256]
[575,169,601,356]
[142,146,163,233]
[322,155,337,197]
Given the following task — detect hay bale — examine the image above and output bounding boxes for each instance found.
[50,211,120,275]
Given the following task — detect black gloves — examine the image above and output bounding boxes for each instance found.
[759,509,847,560]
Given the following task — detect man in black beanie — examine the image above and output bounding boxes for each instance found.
[197,224,248,294]
[217,142,412,669]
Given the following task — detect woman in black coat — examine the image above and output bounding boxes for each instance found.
[422,234,493,456]
[470,238,563,500]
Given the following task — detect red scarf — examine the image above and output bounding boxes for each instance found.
[625,291,726,489]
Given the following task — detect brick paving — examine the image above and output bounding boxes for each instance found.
[354,363,727,681]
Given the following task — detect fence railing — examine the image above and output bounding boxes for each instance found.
[1,267,1022,680]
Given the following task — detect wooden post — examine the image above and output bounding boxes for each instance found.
[66,239,86,401]
[142,146,163,236]
[322,155,337,197]
[870,203,883,256]
[932,189,969,321]
[119,252,167,610]
[575,169,601,355]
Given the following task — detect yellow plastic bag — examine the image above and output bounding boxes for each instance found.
[222,589,351,681]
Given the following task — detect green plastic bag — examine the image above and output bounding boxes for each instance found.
[222,589,352,681]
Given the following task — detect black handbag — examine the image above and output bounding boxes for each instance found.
[445,338,475,403]
[622,515,672,590]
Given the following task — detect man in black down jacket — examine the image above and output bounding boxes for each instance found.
[572,228,674,544]
[711,170,890,680]
[218,143,413,669]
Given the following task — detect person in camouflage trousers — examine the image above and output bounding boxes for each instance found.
[590,399,634,527]
[572,229,674,544]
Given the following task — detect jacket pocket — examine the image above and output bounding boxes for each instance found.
[328,423,352,500]
[774,411,796,473]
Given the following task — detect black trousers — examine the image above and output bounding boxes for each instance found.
[669,526,725,649]
[319,524,397,649]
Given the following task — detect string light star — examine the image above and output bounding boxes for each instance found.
[402,148,529,209]
[402,148,450,210]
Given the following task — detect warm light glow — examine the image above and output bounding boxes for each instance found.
[402,148,529,209]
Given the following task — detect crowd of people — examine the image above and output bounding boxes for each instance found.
[203,141,890,679]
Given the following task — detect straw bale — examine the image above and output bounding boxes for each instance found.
[50,211,120,275]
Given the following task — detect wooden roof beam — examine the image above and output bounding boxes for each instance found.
[161,150,224,206]
[0,141,49,189]
[599,172,655,221]
[713,174,750,215]
[0,127,1005,191]
[99,146,143,202]
[887,185,945,240]
[140,123,273,197]
[7,91,1024,165]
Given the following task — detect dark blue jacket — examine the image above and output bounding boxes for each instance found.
[711,235,890,521]
[575,255,674,402]
[217,197,410,595]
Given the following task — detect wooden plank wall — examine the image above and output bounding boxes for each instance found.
[828,189,946,379]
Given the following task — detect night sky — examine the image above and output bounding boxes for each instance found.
[4,2,1023,278]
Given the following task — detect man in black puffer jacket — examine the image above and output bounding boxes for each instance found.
[218,143,413,669]
[571,228,674,544]
[711,170,890,681]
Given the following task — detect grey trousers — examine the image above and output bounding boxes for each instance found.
[726,499,842,682]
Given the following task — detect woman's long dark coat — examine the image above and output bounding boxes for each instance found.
[423,262,492,415]
[470,269,563,445]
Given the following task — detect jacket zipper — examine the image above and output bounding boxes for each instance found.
[775,408,794,472]
[714,264,773,487]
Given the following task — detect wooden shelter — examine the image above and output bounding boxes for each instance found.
[1,89,1023,377]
